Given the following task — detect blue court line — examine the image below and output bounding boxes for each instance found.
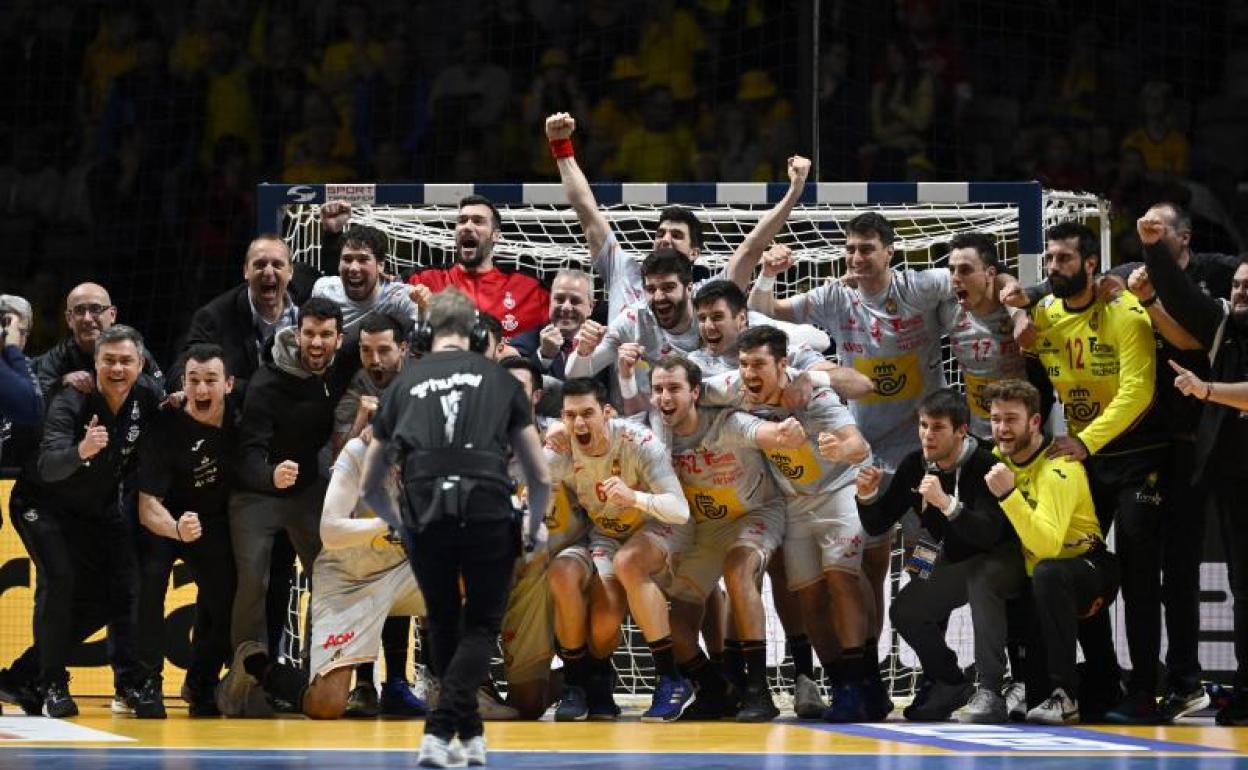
[808,722,1232,754]
[4,748,1248,770]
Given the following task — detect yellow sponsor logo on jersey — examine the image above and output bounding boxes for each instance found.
[1060,383,1102,430]
[766,441,822,490]
[682,484,746,523]
[591,509,645,537]
[545,486,576,534]
[852,352,924,404]
[964,372,992,418]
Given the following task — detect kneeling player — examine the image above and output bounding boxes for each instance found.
[546,378,694,722]
[217,435,426,718]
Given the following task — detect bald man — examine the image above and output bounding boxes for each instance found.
[34,283,163,400]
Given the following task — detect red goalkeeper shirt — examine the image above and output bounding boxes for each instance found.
[408,264,550,339]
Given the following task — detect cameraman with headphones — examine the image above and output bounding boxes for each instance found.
[362,288,549,768]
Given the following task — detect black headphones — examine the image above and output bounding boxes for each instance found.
[410,311,492,355]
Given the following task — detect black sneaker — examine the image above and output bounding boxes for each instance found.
[0,668,44,715]
[902,680,973,722]
[1158,686,1211,722]
[188,688,222,717]
[133,676,167,719]
[736,683,780,722]
[585,667,620,720]
[44,679,78,718]
[1104,691,1160,725]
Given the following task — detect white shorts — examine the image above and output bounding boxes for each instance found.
[668,504,785,604]
[590,520,693,581]
[309,559,425,679]
[783,484,867,590]
[500,556,554,685]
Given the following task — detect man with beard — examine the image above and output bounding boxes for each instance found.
[221,298,357,715]
[136,344,238,717]
[647,356,807,721]
[169,235,319,395]
[27,325,163,717]
[943,234,1052,438]
[546,112,813,320]
[405,195,549,355]
[983,380,1119,726]
[1023,221,1167,721]
[545,377,693,723]
[312,221,420,334]
[856,389,1022,723]
[1133,213,1248,725]
[35,282,163,399]
[565,249,701,401]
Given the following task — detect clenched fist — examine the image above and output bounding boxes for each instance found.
[787,155,811,185]
[916,473,951,512]
[63,370,95,394]
[274,460,300,489]
[984,463,1016,498]
[600,476,636,507]
[176,511,204,543]
[1137,215,1168,246]
[617,342,645,379]
[574,319,606,356]
[775,417,807,448]
[1127,265,1154,303]
[538,324,565,359]
[409,283,433,311]
[545,112,576,140]
[761,243,794,278]
[320,200,351,234]
[817,431,852,462]
[855,465,883,499]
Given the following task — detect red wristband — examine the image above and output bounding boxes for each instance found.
[549,138,574,159]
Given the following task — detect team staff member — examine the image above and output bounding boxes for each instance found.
[361,289,550,768]
[136,344,238,717]
[983,380,1119,726]
[0,294,40,453]
[856,389,1022,723]
[33,325,163,718]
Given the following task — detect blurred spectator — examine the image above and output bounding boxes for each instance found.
[819,39,868,181]
[1035,130,1094,191]
[584,55,643,169]
[0,130,63,227]
[98,38,187,169]
[428,30,511,132]
[605,85,696,182]
[188,135,256,299]
[200,27,259,166]
[251,19,313,176]
[1121,80,1191,179]
[282,92,357,184]
[319,4,384,95]
[522,49,590,177]
[712,104,769,182]
[862,38,935,179]
[355,37,429,172]
[571,0,638,87]
[1047,22,1102,126]
[169,0,216,81]
[636,0,708,98]
[81,5,142,124]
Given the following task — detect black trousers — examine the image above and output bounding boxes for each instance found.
[135,512,236,693]
[406,516,517,741]
[1211,475,1248,689]
[10,489,141,689]
[1086,449,1166,695]
[1029,548,1121,695]
[1160,440,1206,692]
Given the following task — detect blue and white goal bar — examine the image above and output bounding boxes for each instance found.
[258,180,1091,278]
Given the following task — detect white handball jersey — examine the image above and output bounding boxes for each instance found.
[594,231,727,321]
[942,302,1027,437]
[744,387,861,498]
[665,406,781,524]
[318,439,407,581]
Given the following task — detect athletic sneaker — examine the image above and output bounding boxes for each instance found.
[680,676,734,720]
[903,680,973,722]
[585,669,621,720]
[345,683,380,718]
[110,689,135,715]
[1105,691,1161,725]
[0,668,43,715]
[864,679,894,722]
[133,675,167,719]
[1026,688,1079,725]
[793,673,826,719]
[216,640,269,717]
[477,683,520,720]
[1002,681,1027,722]
[380,678,428,717]
[417,733,464,768]
[955,688,1008,724]
[823,682,869,723]
[460,735,487,766]
[44,679,78,718]
[554,684,589,721]
[641,675,695,722]
[736,683,780,722]
[1159,686,1211,722]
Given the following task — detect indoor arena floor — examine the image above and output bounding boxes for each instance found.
[1,698,1247,769]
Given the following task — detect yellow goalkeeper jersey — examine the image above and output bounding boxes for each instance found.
[1028,291,1166,455]
[994,439,1103,575]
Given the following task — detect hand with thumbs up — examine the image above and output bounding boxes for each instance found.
[78,415,109,460]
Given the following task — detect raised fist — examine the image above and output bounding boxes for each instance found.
[761,243,794,278]
[916,473,951,511]
[787,155,811,185]
[545,112,576,141]
[320,200,351,234]
[573,319,606,356]
[617,342,644,379]
[539,324,564,359]
[409,283,433,312]
[1137,215,1167,246]
[1127,265,1154,302]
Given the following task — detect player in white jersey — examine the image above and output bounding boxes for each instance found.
[545,111,814,320]
[941,233,1042,438]
[223,435,426,719]
[648,356,807,722]
[545,377,695,723]
[732,325,883,722]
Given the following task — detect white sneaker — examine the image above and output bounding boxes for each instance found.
[1026,687,1079,725]
[460,735,487,766]
[417,733,465,768]
[793,674,826,719]
[110,694,134,715]
[1003,681,1027,721]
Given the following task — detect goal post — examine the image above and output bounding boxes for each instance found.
[260,180,1110,702]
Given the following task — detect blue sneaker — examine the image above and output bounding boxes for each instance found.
[641,675,695,722]
[555,685,589,721]
[822,682,868,723]
[380,678,427,717]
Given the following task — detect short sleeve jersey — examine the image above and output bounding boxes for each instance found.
[311,277,419,331]
[744,387,859,496]
[944,304,1027,436]
[594,230,727,321]
[667,406,779,523]
[546,417,683,540]
[137,405,235,518]
[316,438,407,580]
[787,268,953,468]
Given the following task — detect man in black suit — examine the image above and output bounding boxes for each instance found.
[167,234,320,394]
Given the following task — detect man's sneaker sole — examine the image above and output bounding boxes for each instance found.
[1161,690,1212,722]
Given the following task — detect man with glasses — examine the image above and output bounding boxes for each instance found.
[34,283,162,400]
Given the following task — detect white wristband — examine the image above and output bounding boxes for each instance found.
[755,275,776,292]
[620,372,639,399]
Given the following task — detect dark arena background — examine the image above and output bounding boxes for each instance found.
[1,1,1247,768]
